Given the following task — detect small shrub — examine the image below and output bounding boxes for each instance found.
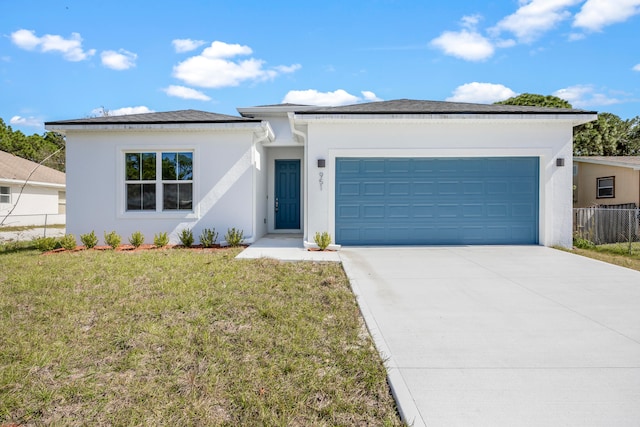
[178,228,194,247]
[60,234,77,250]
[154,232,169,248]
[314,231,332,251]
[200,228,218,248]
[225,227,244,247]
[104,231,122,250]
[80,231,98,249]
[573,234,595,249]
[129,231,145,248]
[34,236,58,252]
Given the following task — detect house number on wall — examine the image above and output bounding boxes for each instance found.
[319,172,324,190]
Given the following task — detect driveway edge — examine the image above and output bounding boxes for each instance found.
[340,253,426,427]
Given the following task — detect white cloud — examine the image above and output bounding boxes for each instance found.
[361,91,383,102]
[172,40,300,88]
[282,89,382,106]
[553,85,621,108]
[10,29,95,61]
[430,30,494,61]
[91,106,154,117]
[163,85,211,101]
[172,38,206,53]
[633,64,640,71]
[573,0,640,31]
[11,29,41,50]
[202,41,253,58]
[101,49,137,70]
[461,14,483,29]
[274,64,302,73]
[446,82,517,104]
[490,0,583,43]
[9,115,42,128]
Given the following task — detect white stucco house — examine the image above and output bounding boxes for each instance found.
[0,150,66,227]
[45,99,596,247]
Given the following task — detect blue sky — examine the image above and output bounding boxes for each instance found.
[2,0,640,134]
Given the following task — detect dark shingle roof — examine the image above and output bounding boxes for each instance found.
[294,99,596,115]
[0,150,65,185]
[45,109,259,126]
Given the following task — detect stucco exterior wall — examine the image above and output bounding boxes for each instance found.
[302,119,574,247]
[65,129,259,245]
[574,163,640,208]
[0,184,63,226]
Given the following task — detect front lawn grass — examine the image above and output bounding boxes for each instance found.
[567,241,640,272]
[0,249,402,426]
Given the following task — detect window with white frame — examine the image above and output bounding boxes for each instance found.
[596,176,614,199]
[0,186,10,204]
[125,151,193,212]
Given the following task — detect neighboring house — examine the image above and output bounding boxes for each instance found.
[573,156,640,208]
[0,150,66,227]
[45,99,596,248]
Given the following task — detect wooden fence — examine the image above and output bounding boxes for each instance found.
[573,207,640,245]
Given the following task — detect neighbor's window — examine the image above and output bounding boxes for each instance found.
[596,176,614,199]
[125,151,193,212]
[0,186,10,204]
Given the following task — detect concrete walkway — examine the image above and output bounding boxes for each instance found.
[340,246,640,427]
[236,234,340,262]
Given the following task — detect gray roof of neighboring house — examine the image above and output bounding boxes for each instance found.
[294,99,597,115]
[574,156,640,169]
[45,109,259,126]
[0,150,65,185]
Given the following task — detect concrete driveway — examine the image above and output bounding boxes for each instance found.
[339,246,640,427]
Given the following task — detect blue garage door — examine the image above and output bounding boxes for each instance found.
[335,157,539,245]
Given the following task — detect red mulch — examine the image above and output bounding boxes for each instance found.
[42,243,247,255]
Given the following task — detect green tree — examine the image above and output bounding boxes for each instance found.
[0,117,66,171]
[573,113,628,156]
[495,93,640,156]
[623,116,640,156]
[495,93,572,109]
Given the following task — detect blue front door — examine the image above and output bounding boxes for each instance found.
[275,160,301,229]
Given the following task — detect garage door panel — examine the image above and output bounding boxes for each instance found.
[486,204,508,217]
[336,157,539,245]
[512,203,536,217]
[413,181,436,195]
[388,182,411,195]
[462,204,484,217]
[388,159,411,173]
[362,159,385,173]
[337,182,359,196]
[337,159,361,174]
[363,205,385,218]
[388,204,410,218]
[363,182,385,196]
[337,205,360,219]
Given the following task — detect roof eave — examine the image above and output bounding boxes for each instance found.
[293,112,598,125]
[0,178,66,188]
[45,121,265,133]
[574,157,640,170]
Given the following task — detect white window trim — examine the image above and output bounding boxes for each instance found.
[596,176,615,199]
[116,146,199,219]
[0,186,10,204]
